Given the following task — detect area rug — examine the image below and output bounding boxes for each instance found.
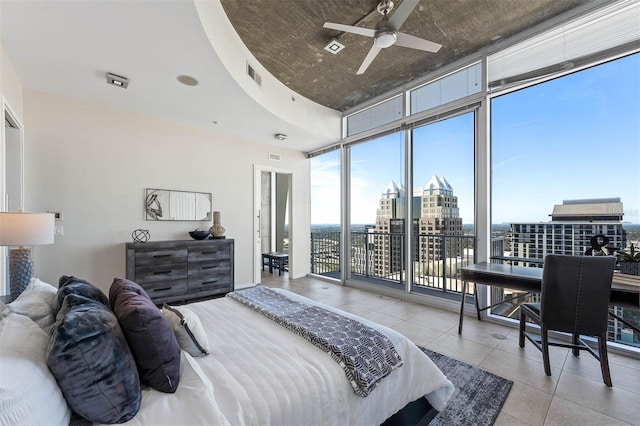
[423,348,513,426]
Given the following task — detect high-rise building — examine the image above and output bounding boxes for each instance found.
[510,198,626,265]
[373,175,463,278]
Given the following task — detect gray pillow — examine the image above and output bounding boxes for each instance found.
[109,278,181,393]
[47,292,141,424]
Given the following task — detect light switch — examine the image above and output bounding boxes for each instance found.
[55,224,64,236]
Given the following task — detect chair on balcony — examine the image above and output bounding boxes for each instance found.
[518,254,616,387]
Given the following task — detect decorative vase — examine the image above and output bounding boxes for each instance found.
[209,211,225,238]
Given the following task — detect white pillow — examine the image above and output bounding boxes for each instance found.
[162,304,210,357]
[0,311,71,426]
[7,278,58,331]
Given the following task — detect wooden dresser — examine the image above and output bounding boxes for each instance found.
[126,239,234,305]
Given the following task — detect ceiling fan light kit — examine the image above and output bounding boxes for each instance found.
[323,0,442,75]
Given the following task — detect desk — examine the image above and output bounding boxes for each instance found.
[459,262,640,334]
[262,252,288,276]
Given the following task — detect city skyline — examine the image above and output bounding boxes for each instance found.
[311,52,639,226]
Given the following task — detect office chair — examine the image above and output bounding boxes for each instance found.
[519,254,616,387]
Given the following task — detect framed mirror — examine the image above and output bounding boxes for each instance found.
[145,188,212,221]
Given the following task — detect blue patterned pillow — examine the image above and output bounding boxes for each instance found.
[53,275,109,315]
[47,292,141,423]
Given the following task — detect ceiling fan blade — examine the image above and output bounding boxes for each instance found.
[323,22,376,38]
[357,45,382,74]
[396,32,442,53]
[387,0,419,30]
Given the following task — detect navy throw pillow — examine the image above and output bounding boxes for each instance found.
[109,278,181,393]
[47,293,141,424]
[54,275,109,315]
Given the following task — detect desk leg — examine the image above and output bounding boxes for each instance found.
[459,280,467,334]
[474,288,482,321]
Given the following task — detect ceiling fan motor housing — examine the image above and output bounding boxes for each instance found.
[375,29,397,48]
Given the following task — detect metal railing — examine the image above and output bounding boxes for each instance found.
[310,231,340,276]
[311,230,480,296]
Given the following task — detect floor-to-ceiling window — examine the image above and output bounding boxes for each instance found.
[411,112,475,297]
[349,132,405,289]
[491,52,640,348]
[310,149,341,278]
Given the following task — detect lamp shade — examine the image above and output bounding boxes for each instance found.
[0,212,55,246]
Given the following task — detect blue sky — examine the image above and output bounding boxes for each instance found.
[311,53,640,226]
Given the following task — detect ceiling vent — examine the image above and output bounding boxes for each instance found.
[324,38,345,54]
[106,73,129,89]
[247,63,262,86]
[269,153,281,161]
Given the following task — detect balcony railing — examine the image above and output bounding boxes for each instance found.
[311,230,481,296]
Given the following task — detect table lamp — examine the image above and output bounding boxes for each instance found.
[0,209,55,301]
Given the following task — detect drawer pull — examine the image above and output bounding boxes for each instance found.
[153,254,172,258]
[202,266,215,270]
[201,251,218,255]
[202,280,218,285]
[152,287,172,292]
[153,270,172,275]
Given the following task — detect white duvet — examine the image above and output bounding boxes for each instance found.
[125,288,454,426]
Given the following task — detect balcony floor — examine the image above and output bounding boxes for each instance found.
[260,271,640,425]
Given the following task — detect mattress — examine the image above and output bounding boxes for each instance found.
[121,287,454,426]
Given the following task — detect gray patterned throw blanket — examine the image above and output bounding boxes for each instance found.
[227,286,403,397]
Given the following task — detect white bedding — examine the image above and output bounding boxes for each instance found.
[123,288,454,426]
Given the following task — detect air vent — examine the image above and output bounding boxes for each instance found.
[247,63,262,86]
[268,153,281,161]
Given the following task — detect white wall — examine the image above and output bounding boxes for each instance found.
[23,89,311,295]
[1,44,24,119]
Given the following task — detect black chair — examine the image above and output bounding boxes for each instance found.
[519,254,616,387]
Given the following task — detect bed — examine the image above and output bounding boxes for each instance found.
[0,277,455,426]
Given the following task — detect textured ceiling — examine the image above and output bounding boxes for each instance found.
[221,0,588,111]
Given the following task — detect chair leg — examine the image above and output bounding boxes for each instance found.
[541,326,551,376]
[519,307,526,348]
[572,333,580,357]
[597,333,612,387]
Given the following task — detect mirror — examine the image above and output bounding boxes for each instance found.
[145,188,212,221]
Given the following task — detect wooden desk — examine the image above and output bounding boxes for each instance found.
[459,262,640,334]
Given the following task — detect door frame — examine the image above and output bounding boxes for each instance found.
[2,98,25,294]
[253,164,293,284]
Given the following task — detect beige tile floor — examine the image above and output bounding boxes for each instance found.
[260,272,640,426]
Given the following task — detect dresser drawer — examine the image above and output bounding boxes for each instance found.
[188,275,231,295]
[134,264,188,284]
[188,261,231,278]
[141,279,189,304]
[134,248,188,266]
[188,248,230,263]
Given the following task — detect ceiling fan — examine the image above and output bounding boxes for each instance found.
[323,0,442,75]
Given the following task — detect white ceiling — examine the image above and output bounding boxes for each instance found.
[1,0,339,153]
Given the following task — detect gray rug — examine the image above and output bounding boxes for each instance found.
[423,348,513,426]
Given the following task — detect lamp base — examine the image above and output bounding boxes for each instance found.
[9,247,34,302]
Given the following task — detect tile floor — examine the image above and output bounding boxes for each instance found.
[260,272,640,426]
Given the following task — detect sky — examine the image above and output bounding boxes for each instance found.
[311,52,640,226]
